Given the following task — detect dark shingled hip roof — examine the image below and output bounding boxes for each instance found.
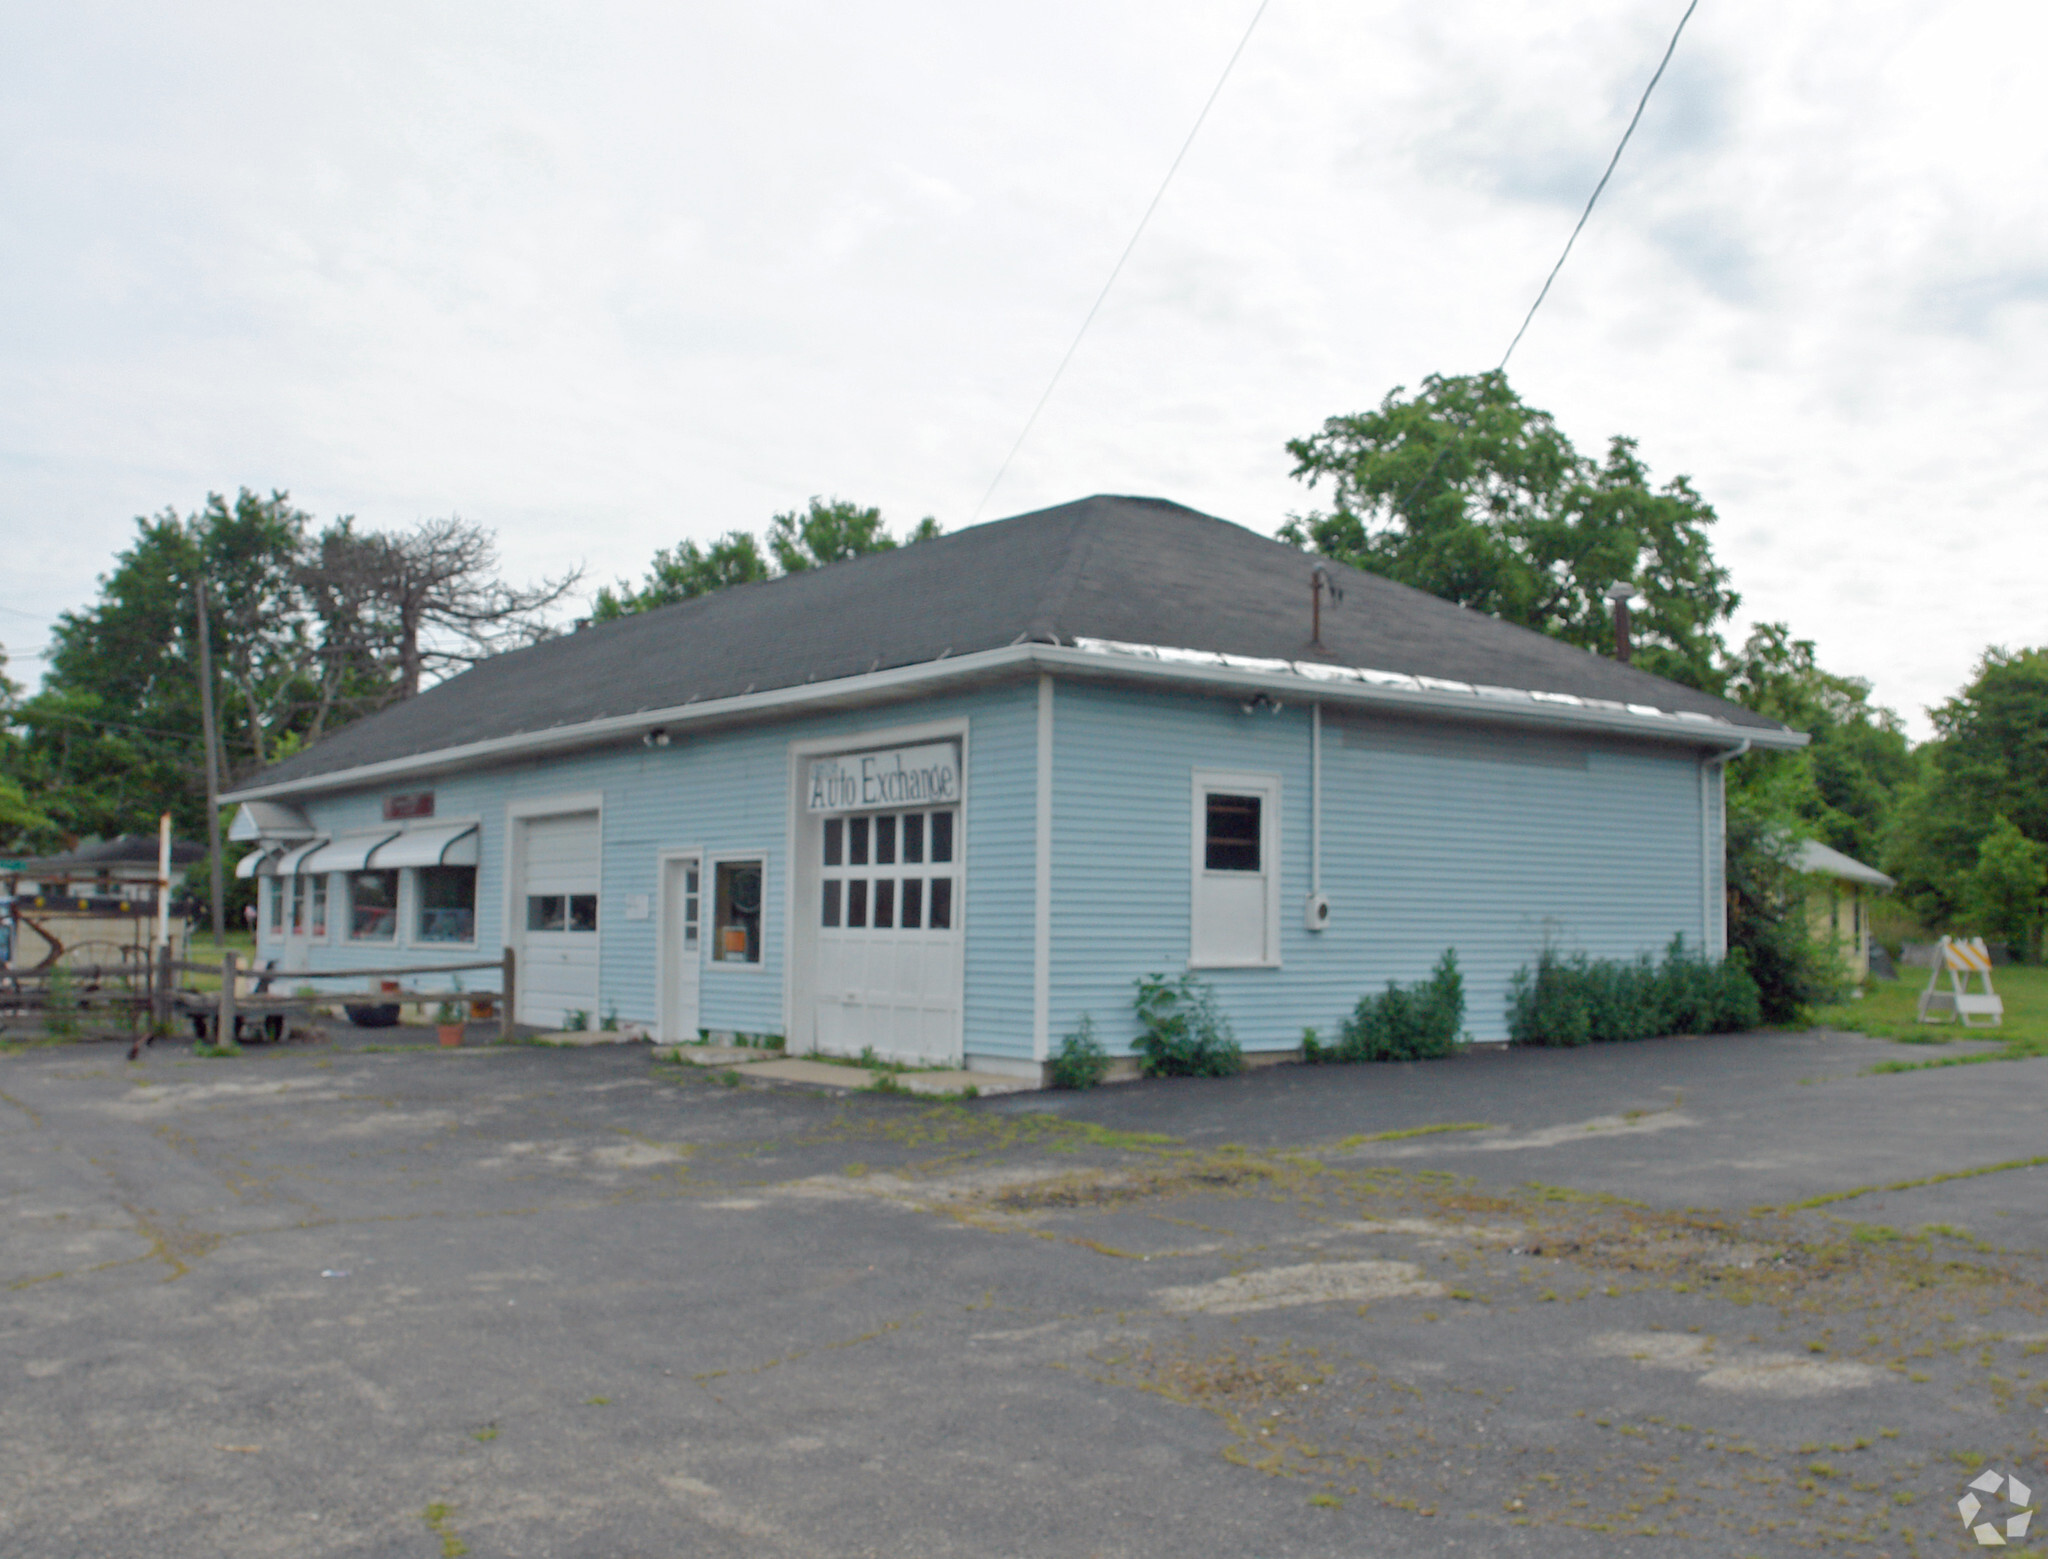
[239,494,1789,790]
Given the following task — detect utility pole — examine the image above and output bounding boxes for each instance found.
[194,574,226,949]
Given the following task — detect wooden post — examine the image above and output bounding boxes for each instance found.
[194,576,227,950]
[499,947,516,1041]
[218,950,238,1047]
[156,942,174,1034]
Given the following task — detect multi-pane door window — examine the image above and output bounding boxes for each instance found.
[819,809,954,930]
[681,863,700,952]
[526,893,597,933]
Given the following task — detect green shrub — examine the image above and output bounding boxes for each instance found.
[1132,974,1243,1078]
[1726,806,1843,1021]
[1319,949,1464,1062]
[1507,937,1761,1047]
[1048,1015,1112,1090]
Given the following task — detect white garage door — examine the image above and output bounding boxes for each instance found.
[517,811,600,1028]
[813,805,961,1066]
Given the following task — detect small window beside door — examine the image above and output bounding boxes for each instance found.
[714,859,763,963]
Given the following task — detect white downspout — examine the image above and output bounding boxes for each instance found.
[1311,702,1322,900]
[1699,739,1751,957]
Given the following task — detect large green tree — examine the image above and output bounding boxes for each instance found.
[597,499,942,621]
[592,532,770,621]
[1885,646,2048,936]
[6,492,571,848]
[1721,622,1912,864]
[1282,371,1737,690]
[11,491,312,844]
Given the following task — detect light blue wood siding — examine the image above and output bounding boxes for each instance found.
[259,683,1039,1054]
[1048,680,1714,1049]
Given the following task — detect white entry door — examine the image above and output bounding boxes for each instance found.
[814,807,961,1065]
[659,854,702,1043]
[516,811,600,1028]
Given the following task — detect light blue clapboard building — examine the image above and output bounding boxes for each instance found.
[222,497,1801,1080]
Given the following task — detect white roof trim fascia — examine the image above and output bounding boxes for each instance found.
[223,640,1803,802]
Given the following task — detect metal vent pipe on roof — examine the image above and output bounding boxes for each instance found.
[1603,582,1637,664]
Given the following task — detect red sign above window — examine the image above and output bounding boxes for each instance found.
[384,792,435,820]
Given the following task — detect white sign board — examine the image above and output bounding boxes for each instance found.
[807,742,960,814]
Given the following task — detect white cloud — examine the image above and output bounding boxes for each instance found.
[2,0,2045,732]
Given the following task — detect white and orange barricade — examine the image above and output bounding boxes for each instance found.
[1917,935,2003,1027]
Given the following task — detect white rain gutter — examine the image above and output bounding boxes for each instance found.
[1699,738,1753,956]
[224,640,1803,804]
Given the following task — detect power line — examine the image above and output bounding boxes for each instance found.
[972,0,1271,522]
[1354,0,1702,535]
[1497,0,1700,371]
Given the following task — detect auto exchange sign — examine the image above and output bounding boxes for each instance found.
[807,742,960,814]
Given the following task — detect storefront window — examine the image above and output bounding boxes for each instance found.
[267,878,283,934]
[309,874,328,939]
[418,866,476,943]
[291,875,308,936]
[350,870,399,941]
[714,859,762,963]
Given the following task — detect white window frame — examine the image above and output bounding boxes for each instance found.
[1189,768,1282,970]
[705,849,773,973]
[401,816,484,951]
[343,866,403,947]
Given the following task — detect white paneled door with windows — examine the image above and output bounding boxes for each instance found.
[516,810,600,1028]
[813,805,961,1065]
[659,854,702,1043]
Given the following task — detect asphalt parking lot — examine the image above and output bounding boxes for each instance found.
[3,1023,2044,1557]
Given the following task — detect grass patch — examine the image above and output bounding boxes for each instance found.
[1816,962,2048,1070]
[1332,1122,1493,1149]
[1780,1153,2048,1212]
[421,1502,468,1558]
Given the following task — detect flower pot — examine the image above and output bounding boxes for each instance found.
[468,997,496,1021]
[437,1022,464,1048]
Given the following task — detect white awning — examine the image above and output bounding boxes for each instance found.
[368,823,479,869]
[304,831,402,874]
[230,799,317,843]
[235,846,282,880]
[273,839,328,877]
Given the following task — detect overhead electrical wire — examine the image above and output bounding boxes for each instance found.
[971,0,1271,522]
[1374,0,1702,529]
[1496,0,1700,371]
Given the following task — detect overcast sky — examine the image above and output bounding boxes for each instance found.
[3,0,2043,736]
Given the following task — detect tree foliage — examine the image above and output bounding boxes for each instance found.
[1886,647,2048,936]
[299,516,578,700]
[592,532,770,621]
[1959,815,2046,956]
[596,497,941,621]
[1722,622,1913,865]
[2,491,572,849]
[1282,371,1737,689]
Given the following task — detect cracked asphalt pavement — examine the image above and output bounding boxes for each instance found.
[2,1023,2044,1557]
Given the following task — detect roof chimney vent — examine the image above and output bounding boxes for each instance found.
[1311,564,1344,649]
[1602,582,1638,664]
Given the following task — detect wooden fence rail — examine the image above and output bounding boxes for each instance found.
[6,947,519,1046]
